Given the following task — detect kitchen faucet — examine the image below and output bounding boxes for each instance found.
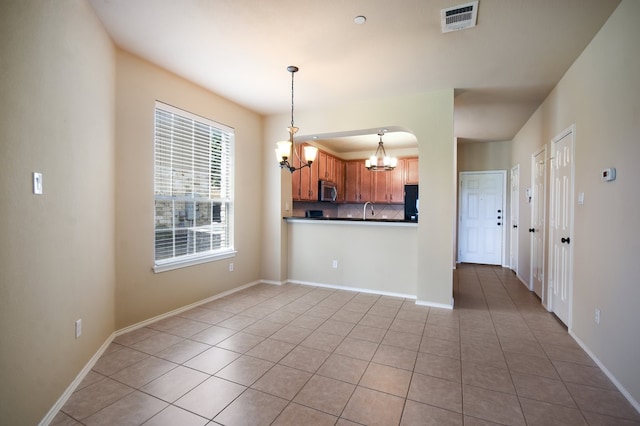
[363,201,375,220]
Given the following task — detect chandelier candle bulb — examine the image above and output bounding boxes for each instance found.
[304,145,319,163]
[276,141,292,160]
[365,131,397,172]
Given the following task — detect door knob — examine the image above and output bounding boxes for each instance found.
[497,216,501,220]
[561,237,571,244]
[513,225,518,228]
[529,228,535,233]
[497,209,502,213]
[497,222,502,226]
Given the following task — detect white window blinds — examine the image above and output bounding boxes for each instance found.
[154,102,234,271]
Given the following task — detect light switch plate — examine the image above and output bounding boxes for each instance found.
[33,172,43,195]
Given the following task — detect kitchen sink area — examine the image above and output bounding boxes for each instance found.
[290,199,417,223]
[288,216,413,223]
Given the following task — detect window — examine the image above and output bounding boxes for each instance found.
[153,102,235,272]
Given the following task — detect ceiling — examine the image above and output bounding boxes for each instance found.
[88,0,620,148]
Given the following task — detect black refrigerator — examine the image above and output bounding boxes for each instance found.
[404,184,419,221]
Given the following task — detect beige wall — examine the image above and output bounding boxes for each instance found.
[0,1,116,424]
[5,0,637,421]
[288,222,418,295]
[511,0,640,406]
[1,3,266,421]
[263,91,456,307]
[114,50,264,329]
[458,140,512,172]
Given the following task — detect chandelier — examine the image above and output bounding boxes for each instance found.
[275,66,317,173]
[365,131,398,171]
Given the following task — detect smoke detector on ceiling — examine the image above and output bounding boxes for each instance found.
[441,1,478,33]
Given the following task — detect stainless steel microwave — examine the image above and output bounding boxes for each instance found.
[318,180,337,202]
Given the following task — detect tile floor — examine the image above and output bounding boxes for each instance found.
[52,264,640,425]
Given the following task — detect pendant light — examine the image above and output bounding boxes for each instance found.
[365,131,398,171]
[276,66,318,172]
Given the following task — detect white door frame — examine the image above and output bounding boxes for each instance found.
[458,170,507,266]
[530,146,547,297]
[547,125,576,328]
[510,164,520,275]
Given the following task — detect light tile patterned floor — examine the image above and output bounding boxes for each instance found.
[52,264,640,425]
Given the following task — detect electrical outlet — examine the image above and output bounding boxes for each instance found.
[595,308,601,325]
[75,319,82,338]
[229,262,234,272]
[332,260,338,269]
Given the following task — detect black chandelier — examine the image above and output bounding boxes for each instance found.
[275,66,318,173]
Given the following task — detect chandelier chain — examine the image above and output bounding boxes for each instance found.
[290,70,295,129]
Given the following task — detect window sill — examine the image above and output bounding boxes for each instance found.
[153,250,237,273]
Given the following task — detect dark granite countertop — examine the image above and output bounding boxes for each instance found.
[284,216,418,224]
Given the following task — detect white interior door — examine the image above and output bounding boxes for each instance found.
[458,171,505,265]
[530,148,546,297]
[510,165,520,274]
[548,126,575,326]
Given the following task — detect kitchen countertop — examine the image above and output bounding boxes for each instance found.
[284,216,418,226]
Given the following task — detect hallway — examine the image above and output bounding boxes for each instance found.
[53,264,640,425]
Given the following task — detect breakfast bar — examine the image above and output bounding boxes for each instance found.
[285,217,418,298]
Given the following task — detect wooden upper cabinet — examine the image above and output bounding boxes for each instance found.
[317,151,335,182]
[295,143,319,201]
[359,162,373,202]
[405,157,419,184]
[388,159,405,203]
[318,151,328,181]
[345,161,360,202]
[373,170,387,203]
[292,150,418,204]
[334,158,345,202]
[308,160,319,200]
[345,160,373,202]
[372,159,405,204]
[291,145,302,200]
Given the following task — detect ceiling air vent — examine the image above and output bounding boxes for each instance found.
[441,1,478,33]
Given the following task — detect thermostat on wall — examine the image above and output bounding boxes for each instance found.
[601,168,616,182]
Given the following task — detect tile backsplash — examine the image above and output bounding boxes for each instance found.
[293,202,404,220]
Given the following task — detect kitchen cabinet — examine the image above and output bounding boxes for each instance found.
[291,144,301,200]
[318,151,335,182]
[345,160,372,202]
[373,159,405,204]
[405,157,419,184]
[301,155,319,201]
[292,144,319,201]
[293,147,341,201]
[334,158,345,202]
[293,150,417,203]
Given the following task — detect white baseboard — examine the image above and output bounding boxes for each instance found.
[276,279,457,310]
[115,280,262,336]
[259,279,285,286]
[39,333,116,426]
[287,279,416,300]
[40,279,262,425]
[569,331,640,416]
[415,298,454,310]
